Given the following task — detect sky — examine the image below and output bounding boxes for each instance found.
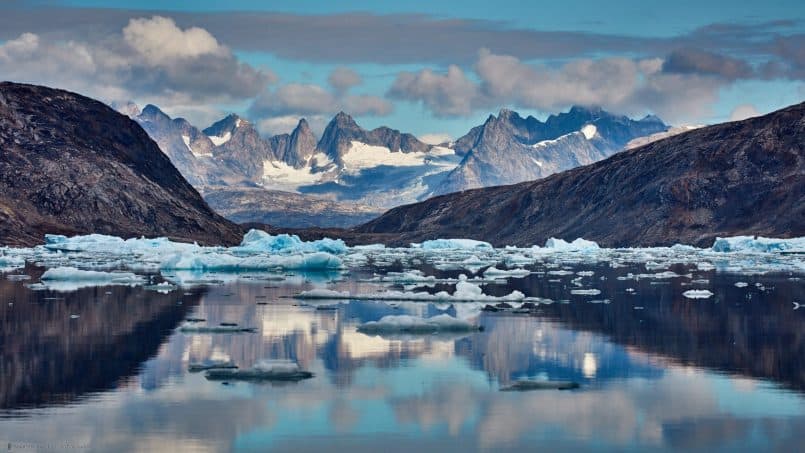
[1,1,804,140]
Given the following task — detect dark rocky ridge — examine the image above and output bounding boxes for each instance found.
[316,111,430,165]
[357,102,805,247]
[0,82,242,246]
[436,106,668,194]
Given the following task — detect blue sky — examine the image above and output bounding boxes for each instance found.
[2,1,804,139]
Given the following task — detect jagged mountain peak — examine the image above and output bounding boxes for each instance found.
[139,104,170,121]
[203,113,249,137]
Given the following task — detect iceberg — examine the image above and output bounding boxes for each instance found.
[357,314,481,334]
[414,239,493,250]
[543,238,600,251]
[711,236,805,253]
[234,229,347,255]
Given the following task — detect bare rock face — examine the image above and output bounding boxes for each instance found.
[435,107,668,195]
[316,112,429,165]
[0,82,242,246]
[358,102,805,247]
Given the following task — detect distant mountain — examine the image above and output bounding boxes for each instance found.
[435,107,668,194]
[0,82,242,246]
[357,102,805,247]
[203,187,382,228]
[128,104,669,228]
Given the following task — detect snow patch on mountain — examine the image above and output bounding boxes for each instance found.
[581,124,598,139]
[208,131,231,146]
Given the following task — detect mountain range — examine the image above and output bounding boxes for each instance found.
[357,101,805,247]
[125,103,669,227]
[0,82,801,249]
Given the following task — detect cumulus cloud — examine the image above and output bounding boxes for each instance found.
[388,49,738,122]
[123,16,227,64]
[328,67,362,94]
[0,17,272,125]
[728,104,761,121]
[248,67,392,126]
[388,65,482,117]
[662,48,754,80]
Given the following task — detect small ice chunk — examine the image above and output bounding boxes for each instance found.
[570,289,602,296]
[483,266,531,278]
[682,289,714,299]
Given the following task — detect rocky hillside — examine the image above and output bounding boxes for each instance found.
[203,186,382,228]
[0,82,242,246]
[358,102,805,247]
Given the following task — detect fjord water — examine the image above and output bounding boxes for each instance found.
[1,261,803,452]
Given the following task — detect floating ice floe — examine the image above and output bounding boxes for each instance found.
[482,266,531,278]
[0,253,25,272]
[36,266,146,291]
[682,289,714,299]
[357,314,481,334]
[570,289,602,296]
[159,251,342,271]
[297,275,525,302]
[413,239,493,250]
[712,236,805,253]
[205,359,313,381]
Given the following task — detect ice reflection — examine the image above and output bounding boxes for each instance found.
[0,265,803,451]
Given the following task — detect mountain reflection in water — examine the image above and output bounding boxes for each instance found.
[0,263,803,452]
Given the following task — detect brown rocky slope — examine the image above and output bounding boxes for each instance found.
[0,82,241,246]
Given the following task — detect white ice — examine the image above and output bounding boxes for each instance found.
[357,314,480,334]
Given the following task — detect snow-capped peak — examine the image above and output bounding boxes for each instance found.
[581,124,597,140]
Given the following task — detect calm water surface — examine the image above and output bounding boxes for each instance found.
[1,262,803,452]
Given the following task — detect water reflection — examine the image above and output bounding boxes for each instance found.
[0,263,803,451]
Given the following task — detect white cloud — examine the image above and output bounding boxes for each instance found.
[388,65,480,117]
[728,104,761,121]
[328,67,362,94]
[123,16,226,64]
[0,18,271,126]
[249,68,392,122]
[388,49,734,122]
